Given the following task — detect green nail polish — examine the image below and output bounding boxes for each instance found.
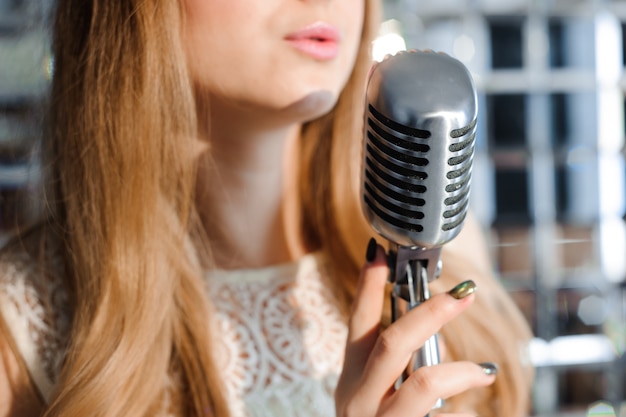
[448,280,477,299]
[479,362,498,376]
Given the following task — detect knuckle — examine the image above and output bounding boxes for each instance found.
[376,324,403,355]
[406,367,437,394]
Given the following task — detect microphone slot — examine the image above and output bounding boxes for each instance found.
[363,195,424,232]
[444,186,470,206]
[366,144,428,180]
[365,183,426,220]
[442,211,468,232]
[447,146,474,166]
[368,118,431,153]
[365,170,426,206]
[449,119,477,139]
[448,131,476,153]
[366,158,427,193]
[446,161,471,180]
[445,174,470,193]
[367,131,429,167]
[443,199,469,219]
[368,104,431,139]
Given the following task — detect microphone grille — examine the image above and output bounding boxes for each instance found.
[361,51,478,248]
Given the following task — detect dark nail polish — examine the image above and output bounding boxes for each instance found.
[479,362,498,376]
[448,280,477,299]
[366,237,377,263]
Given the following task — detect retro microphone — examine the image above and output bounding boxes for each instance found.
[361,50,477,412]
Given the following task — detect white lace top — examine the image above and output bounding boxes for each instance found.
[0,247,347,417]
[208,255,347,417]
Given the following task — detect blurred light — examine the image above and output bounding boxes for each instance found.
[578,295,608,326]
[586,401,617,417]
[598,216,626,284]
[595,12,622,85]
[45,54,54,80]
[597,90,624,153]
[595,13,624,156]
[372,19,406,62]
[453,34,475,63]
[372,34,407,62]
[529,335,617,367]
[598,154,625,216]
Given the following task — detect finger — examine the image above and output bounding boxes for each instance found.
[354,284,477,406]
[380,362,496,416]
[347,238,387,343]
[344,238,388,368]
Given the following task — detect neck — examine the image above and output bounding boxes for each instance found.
[195,99,306,270]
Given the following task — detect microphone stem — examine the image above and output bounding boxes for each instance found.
[387,244,444,411]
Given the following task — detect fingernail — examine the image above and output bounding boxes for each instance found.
[479,362,498,376]
[365,237,377,263]
[448,280,477,299]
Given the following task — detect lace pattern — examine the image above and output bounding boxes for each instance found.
[207,254,347,417]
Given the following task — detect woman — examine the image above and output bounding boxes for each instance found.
[0,0,533,416]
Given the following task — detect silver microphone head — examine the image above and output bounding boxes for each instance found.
[361,50,478,249]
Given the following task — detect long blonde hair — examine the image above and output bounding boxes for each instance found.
[46,1,227,416]
[41,0,532,416]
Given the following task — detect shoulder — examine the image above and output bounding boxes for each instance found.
[0,226,71,402]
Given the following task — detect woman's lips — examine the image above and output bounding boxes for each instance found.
[285,22,341,61]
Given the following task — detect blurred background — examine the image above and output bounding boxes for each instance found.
[0,0,50,247]
[0,0,625,416]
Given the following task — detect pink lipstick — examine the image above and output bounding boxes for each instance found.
[285,22,341,61]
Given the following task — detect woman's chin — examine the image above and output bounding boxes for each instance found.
[281,90,338,122]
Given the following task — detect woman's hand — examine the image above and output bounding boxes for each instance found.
[335,239,497,417]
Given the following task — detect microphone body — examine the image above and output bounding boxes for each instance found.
[361,50,478,411]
